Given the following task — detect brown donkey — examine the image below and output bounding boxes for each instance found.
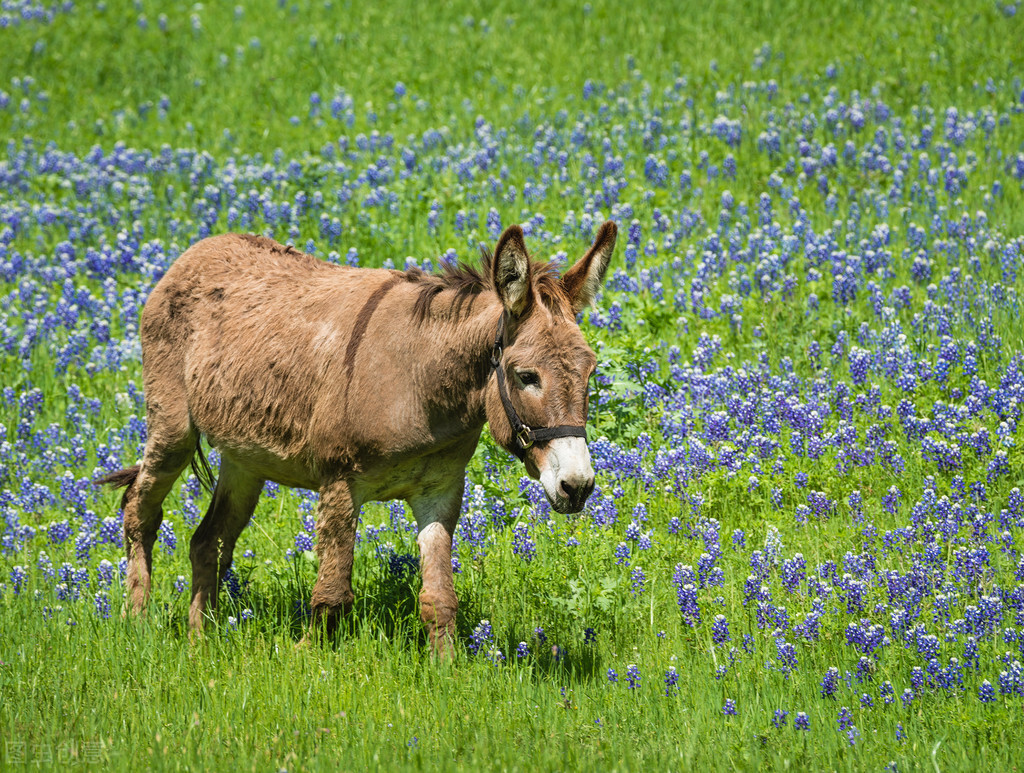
[98,221,617,654]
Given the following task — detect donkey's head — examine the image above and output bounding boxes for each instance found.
[485,221,617,514]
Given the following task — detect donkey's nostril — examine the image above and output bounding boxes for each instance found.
[559,477,595,510]
[580,477,595,503]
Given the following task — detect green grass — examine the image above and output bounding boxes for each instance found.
[3,0,1024,770]
[3,0,1020,157]
[5,501,1023,771]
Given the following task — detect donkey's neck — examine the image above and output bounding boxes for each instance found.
[421,292,503,430]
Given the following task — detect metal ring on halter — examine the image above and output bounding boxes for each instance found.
[516,427,534,449]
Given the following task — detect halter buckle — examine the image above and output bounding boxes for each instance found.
[516,427,534,449]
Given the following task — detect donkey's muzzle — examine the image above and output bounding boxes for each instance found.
[538,436,595,514]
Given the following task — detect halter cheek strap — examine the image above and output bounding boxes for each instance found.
[490,314,588,461]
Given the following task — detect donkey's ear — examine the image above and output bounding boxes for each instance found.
[562,220,617,313]
[492,224,532,318]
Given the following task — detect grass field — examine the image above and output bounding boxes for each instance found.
[2,0,1024,769]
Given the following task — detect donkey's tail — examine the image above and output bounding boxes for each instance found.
[94,464,141,490]
[93,464,141,489]
[93,439,216,506]
[93,464,142,509]
[189,439,216,494]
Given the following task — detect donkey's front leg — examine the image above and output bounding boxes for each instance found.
[307,479,359,638]
[410,483,463,659]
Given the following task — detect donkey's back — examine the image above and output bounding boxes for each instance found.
[142,233,417,487]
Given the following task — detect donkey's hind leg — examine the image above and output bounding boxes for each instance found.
[188,455,263,631]
[123,422,197,615]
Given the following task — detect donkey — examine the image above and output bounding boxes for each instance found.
[97,220,617,654]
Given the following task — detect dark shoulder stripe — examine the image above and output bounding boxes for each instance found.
[344,277,401,374]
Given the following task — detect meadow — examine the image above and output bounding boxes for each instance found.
[2,0,1024,769]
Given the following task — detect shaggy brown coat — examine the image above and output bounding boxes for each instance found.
[98,221,616,654]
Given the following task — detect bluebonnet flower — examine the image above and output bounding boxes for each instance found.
[820,667,840,698]
[469,620,494,655]
[664,667,679,696]
[94,591,111,619]
[673,577,701,626]
[625,664,640,689]
[48,520,72,544]
[486,209,502,239]
[96,560,115,588]
[837,706,853,732]
[876,679,892,704]
[882,485,902,514]
[10,565,27,594]
[722,699,737,716]
[630,567,646,597]
[794,712,810,731]
[764,526,783,561]
[711,614,730,645]
[731,529,746,549]
[511,523,536,562]
[614,541,630,565]
[221,567,242,600]
[775,638,798,674]
[997,662,1023,697]
[781,554,806,593]
[158,520,176,554]
[978,680,995,703]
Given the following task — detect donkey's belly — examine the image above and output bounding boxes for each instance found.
[352,434,481,503]
[205,435,321,490]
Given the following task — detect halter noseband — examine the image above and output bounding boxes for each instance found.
[490,314,588,461]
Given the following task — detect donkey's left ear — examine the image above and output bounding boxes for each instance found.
[492,224,532,318]
[562,220,617,313]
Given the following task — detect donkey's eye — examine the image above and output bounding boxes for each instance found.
[517,370,540,388]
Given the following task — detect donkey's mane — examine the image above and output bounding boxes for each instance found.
[410,246,571,322]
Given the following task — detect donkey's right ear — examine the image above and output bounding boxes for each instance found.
[491,224,531,318]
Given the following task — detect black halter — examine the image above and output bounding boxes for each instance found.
[490,314,588,461]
